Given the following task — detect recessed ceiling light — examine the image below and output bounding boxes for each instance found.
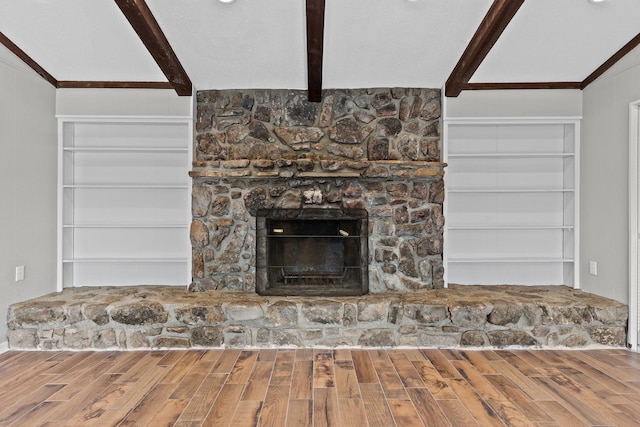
[218,0,236,3]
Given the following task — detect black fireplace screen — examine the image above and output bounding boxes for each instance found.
[256,208,368,296]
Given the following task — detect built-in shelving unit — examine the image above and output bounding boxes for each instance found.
[444,117,580,287]
[57,116,192,290]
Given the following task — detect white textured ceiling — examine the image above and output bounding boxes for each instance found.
[0,0,639,92]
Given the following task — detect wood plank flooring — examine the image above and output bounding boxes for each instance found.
[0,348,639,426]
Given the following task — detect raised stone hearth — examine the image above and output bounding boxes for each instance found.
[7,285,628,350]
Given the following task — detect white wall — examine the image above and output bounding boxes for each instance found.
[581,45,640,304]
[0,44,57,349]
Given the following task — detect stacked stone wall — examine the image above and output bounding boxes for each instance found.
[190,88,446,293]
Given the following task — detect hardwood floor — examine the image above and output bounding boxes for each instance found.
[0,348,639,426]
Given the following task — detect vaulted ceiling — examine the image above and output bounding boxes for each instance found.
[1,0,639,100]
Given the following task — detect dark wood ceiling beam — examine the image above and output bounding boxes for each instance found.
[582,32,640,89]
[445,0,524,97]
[306,0,326,103]
[0,32,58,87]
[58,81,174,90]
[114,0,192,96]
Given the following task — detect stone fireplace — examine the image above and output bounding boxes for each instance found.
[189,88,445,294]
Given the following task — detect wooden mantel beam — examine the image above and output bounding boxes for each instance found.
[114,0,192,96]
[445,0,524,97]
[306,0,326,103]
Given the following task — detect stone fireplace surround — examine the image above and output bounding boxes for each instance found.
[189,88,445,295]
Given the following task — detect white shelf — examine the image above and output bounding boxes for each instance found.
[63,147,188,153]
[57,115,193,290]
[444,117,580,288]
[448,257,574,263]
[448,188,574,193]
[63,184,189,189]
[63,257,189,263]
[448,152,574,158]
[447,225,574,230]
[63,223,189,228]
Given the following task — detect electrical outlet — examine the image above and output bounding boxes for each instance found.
[589,261,598,276]
[15,266,25,281]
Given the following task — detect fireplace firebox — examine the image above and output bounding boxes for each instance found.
[256,208,368,296]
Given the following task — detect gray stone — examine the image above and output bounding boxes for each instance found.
[593,305,628,324]
[398,242,418,278]
[274,127,324,144]
[487,330,537,347]
[249,121,270,141]
[302,301,343,325]
[254,105,271,122]
[266,301,298,327]
[192,326,224,346]
[357,301,389,322]
[488,304,523,326]
[588,326,627,346]
[84,304,110,326]
[8,329,38,349]
[93,329,117,348]
[190,220,209,248]
[11,301,66,325]
[285,94,318,126]
[368,137,389,160]
[420,99,441,121]
[224,302,264,321]
[210,196,230,217]
[175,305,226,325]
[63,327,91,349]
[329,118,372,144]
[353,111,376,124]
[243,187,269,215]
[153,336,190,348]
[343,304,357,327]
[358,329,395,347]
[418,334,459,347]
[560,334,589,347]
[461,331,486,346]
[217,224,248,264]
[111,302,168,325]
[272,330,302,346]
[450,305,487,328]
[333,94,355,119]
[376,118,402,137]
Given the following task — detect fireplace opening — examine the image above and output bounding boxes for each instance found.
[256,208,368,296]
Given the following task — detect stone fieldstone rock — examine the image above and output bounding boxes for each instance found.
[333,94,355,119]
[190,220,209,248]
[175,305,226,325]
[376,118,402,137]
[302,301,343,324]
[357,301,389,322]
[488,304,523,326]
[593,305,628,324]
[266,301,298,327]
[487,330,537,347]
[272,330,302,346]
[418,334,459,347]
[461,331,486,346]
[404,304,448,324]
[224,325,249,348]
[153,336,190,348]
[344,304,357,327]
[192,251,204,279]
[588,326,627,346]
[285,94,318,126]
[226,124,250,144]
[254,105,271,122]
[224,302,264,322]
[10,301,66,325]
[84,304,110,326]
[368,138,389,160]
[249,121,270,141]
[420,99,441,121]
[353,111,376,124]
[398,242,418,278]
[358,329,395,347]
[560,334,590,347]
[111,302,168,325]
[191,326,224,346]
[63,328,91,349]
[93,329,117,348]
[274,127,324,145]
[450,305,487,328]
[8,329,38,349]
[191,186,213,216]
[129,331,150,348]
[329,118,372,144]
[428,180,445,204]
[210,196,230,217]
[243,187,269,215]
[398,136,419,161]
[541,306,593,325]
